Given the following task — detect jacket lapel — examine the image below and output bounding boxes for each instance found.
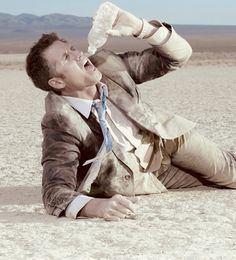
[45,92,102,137]
[81,111,102,136]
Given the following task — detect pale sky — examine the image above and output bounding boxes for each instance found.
[1,0,236,25]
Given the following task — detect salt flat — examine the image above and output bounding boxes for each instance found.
[0,56,236,259]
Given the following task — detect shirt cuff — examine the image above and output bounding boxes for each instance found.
[65,194,94,219]
[135,18,171,45]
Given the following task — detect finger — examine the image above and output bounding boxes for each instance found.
[115,205,137,219]
[104,215,121,221]
[106,29,121,37]
[113,210,127,219]
[104,210,125,221]
[125,212,137,220]
[115,204,134,215]
[106,212,136,220]
[126,196,139,204]
[118,206,137,219]
[116,195,136,213]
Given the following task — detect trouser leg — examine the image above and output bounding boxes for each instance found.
[158,130,236,189]
[157,164,206,189]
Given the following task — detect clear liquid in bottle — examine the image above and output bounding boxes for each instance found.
[87,2,119,55]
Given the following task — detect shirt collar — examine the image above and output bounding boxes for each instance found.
[62,82,108,119]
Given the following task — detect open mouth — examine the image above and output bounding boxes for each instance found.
[83,58,96,72]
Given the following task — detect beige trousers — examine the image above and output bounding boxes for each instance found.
[157,130,236,189]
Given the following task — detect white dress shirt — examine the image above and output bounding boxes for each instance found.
[63,84,142,152]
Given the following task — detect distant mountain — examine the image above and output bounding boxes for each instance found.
[0,13,92,40]
[2,12,236,40]
[0,13,236,53]
[2,12,236,39]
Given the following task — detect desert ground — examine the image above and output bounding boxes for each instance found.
[0,48,236,259]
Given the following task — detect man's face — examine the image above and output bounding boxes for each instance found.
[43,40,102,94]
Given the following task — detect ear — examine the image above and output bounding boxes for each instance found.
[48,77,66,90]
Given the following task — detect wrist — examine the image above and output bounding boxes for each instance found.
[79,198,95,217]
[133,18,158,39]
[79,198,104,218]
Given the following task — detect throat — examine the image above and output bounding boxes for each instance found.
[63,85,99,100]
[83,85,99,100]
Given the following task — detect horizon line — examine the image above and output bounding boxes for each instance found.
[0,12,236,27]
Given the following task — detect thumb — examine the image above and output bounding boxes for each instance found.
[106,29,121,37]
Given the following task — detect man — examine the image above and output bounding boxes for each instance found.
[26,6,236,221]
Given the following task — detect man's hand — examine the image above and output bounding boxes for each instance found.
[106,8,143,37]
[80,194,138,221]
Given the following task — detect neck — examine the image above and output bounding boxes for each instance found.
[62,84,99,100]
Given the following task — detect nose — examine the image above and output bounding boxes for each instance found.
[72,50,83,61]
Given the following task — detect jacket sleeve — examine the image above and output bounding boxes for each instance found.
[41,123,81,217]
[118,22,192,84]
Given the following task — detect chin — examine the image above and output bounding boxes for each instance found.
[84,69,102,86]
[92,69,102,83]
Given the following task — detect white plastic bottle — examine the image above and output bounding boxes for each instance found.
[87,2,119,55]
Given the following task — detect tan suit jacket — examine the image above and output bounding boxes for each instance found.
[41,23,194,216]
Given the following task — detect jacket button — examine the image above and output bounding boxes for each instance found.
[125,175,131,180]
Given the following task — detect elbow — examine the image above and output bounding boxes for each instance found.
[173,43,192,68]
[162,30,193,67]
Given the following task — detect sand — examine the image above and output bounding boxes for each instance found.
[0,54,236,259]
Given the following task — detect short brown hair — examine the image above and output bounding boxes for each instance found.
[26,32,66,93]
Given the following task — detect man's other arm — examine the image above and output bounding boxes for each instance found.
[41,119,137,220]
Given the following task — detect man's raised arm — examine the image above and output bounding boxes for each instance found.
[107,8,192,84]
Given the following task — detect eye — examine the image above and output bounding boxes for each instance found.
[70,46,76,51]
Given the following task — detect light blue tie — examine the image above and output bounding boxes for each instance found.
[93,88,112,152]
